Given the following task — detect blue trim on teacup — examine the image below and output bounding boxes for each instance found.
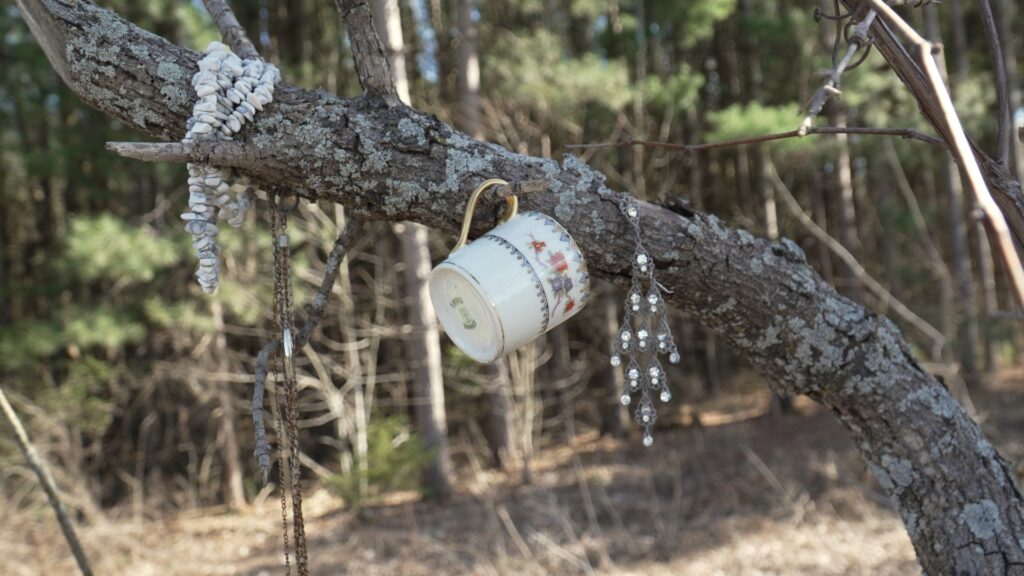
[480,234,551,332]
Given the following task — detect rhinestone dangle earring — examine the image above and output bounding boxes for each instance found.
[611,196,680,447]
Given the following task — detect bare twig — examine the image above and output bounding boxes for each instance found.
[977,0,1012,166]
[332,0,400,105]
[0,385,94,576]
[565,125,945,153]
[106,141,262,165]
[201,0,260,60]
[864,0,1024,311]
[768,160,947,357]
[800,10,877,134]
[252,218,363,482]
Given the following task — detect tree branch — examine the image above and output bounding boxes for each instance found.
[253,218,363,482]
[332,0,399,105]
[767,159,946,358]
[200,0,260,60]
[843,0,1024,252]
[800,10,877,134]
[977,0,1012,166]
[862,0,1024,311]
[565,125,946,153]
[0,385,94,576]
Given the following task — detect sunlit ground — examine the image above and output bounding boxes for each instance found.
[8,369,1024,576]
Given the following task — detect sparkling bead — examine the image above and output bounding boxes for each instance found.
[627,368,640,380]
[657,332,668,341]
[610,354,621,367]
[637,329,649,340]
[620,394,631,406]
[629,292,641,304]
[658,341,668,351]
[638,340,648,350]
[636,253,649,265]
[648,365,660,377]
[631,304,641,312]
[630,379,639,389]
[640,265,649,273]
[669,352,681,364]
[643,434,654,447]
[620,330,631,342]
[647,293,658,305]
[660,390,672,402]
[627,205,638,218]
[650,377,659,385]
[622,340,631,350]
[642,414,650,423]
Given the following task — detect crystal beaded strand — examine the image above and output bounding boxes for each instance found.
[611,197,680,447]
[181,41,280,293]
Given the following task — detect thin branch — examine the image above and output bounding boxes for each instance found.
[201,0,260,60]
[106,141,261,165]
[767,161,947,358]
[0,385,94,576]
[865,0,1024,311]
[800,10,877,134]
[332,0,400,105]
[565,125,946,153]
[253,218,363,483]
[977,0,1012,166]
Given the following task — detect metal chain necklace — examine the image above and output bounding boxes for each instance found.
[611,197,680,446]
[270,196,309,575]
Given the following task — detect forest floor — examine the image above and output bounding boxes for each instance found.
[5,369,1024,576]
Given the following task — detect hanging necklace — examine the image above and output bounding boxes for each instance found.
[270,195,309,576]
[611,196,680,446]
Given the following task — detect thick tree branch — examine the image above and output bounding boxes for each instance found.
[14,1,1024,572]
[332,0,399,105]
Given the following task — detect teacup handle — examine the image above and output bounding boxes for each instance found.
[452,178,518,253]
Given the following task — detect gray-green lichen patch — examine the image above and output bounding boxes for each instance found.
[880,454,915,492]
[900,384,958,420]
[959,500,1003,540]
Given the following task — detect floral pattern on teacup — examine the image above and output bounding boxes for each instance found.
[521,212,590,319]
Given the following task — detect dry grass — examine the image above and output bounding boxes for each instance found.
[7,372,1024,576]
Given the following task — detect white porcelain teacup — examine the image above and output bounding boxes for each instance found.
[429,179,591,363]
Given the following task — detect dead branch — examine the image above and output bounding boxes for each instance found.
[0,385,94,576]
[977,0,1012,166]
[767,159,947,358]
[863,0,1024,310]
[565,125,945,153]
[253,218,363,482]
[200,0,260,60]
[800,10,877,133]
[332,0,399,104]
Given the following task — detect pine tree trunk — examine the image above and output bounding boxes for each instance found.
[372,0,452,499]
[398,223,452,499]
[211,300,246,509]
[925,4,980,382]
[598,291,626,438]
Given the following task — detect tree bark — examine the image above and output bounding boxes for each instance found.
[14,1,1024,572]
